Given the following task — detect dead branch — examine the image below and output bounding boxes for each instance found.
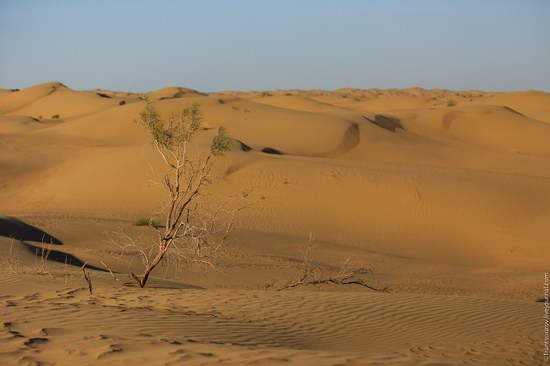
[81,262,93,295]
[100,259,122,283]
[64,256,71,288]
[278,236,389,292]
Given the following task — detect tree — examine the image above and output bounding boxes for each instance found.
[113,97,245,288]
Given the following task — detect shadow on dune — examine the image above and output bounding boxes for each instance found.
[22,242,204,289]
[23,242,105,271]
[363,114,403,132]
[0,216,63,245]
[261,147,284,155]
[23,243,204,289]
[0,217,203,288]
[234,139,252,152]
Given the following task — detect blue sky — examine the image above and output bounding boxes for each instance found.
[0,0,549,92]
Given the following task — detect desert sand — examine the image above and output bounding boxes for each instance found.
[1,82,549,365]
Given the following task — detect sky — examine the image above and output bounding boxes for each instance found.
[0,0,549,92]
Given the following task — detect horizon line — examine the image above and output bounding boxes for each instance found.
[3,81,549,95]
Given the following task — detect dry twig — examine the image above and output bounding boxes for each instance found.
[81,262,93,295]
[278,235,389,292]
[35,239,52,277]
[64,256,71,288]
[100,259,122,283]
[0,238,20,275]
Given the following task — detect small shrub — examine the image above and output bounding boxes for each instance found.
[0,238,20,275]
[52,114,60,119]
[119,100,126,106]
[133,218,163,227]
[447,99,457,107]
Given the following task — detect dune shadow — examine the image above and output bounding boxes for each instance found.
[22,242,205,289]
[0,216,63,245]
[363,114,403,132]
[234,139,252,152]
[261,147,284,155]
[23,242,105,271]
[324,122,360,156]
[502,105,526,117]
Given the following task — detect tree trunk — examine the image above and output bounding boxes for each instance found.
[131,249,167,288]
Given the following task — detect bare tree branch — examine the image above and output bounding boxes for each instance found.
[100,259,122,283]
[278,235,389,292]
[82,262,93,295]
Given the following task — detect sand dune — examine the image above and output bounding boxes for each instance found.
[0,273,541,365]
[1,83,549,365]
[0,82,67,114]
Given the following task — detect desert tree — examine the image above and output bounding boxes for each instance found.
[110,96,247,287]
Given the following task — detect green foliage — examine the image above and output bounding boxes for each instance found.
[136,97,231,157]
[133,218,163,227]
[447,99,457,107]
[137,97,166,145]
[211,126,231,157]
[137,97,203,150]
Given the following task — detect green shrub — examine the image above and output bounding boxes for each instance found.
[133,218,163,227]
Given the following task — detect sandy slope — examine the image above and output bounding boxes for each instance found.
[0,273,541,365]
[1,82,549,365]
